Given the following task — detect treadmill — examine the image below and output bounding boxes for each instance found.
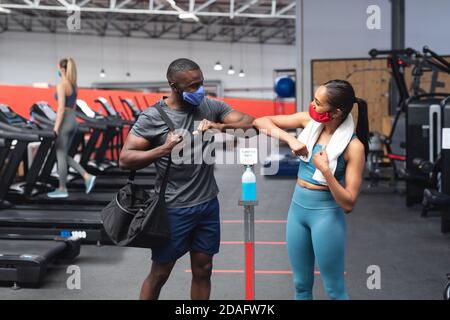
[30,101,155,189]
[75,98,156,177]
[0,125,81,288]
[120,97,142,120]
[0,105,109,244]
[0,103,116,206]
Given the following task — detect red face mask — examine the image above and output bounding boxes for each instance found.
[308,103,332,123]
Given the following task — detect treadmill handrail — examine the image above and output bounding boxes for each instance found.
[31,113,55,127]
[76,112,108,130]
[0,129,39,141]
[0,114,56,139]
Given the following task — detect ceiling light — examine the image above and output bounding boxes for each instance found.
[227,66,235,75]
[178,12,200,22]
[214,61,223,71]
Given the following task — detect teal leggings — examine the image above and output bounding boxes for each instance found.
[286,184,349,300]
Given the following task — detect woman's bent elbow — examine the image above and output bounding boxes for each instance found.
[343,203,355,214]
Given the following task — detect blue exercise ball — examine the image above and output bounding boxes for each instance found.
[274,76,295,98]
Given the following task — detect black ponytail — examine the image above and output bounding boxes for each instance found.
[355,97,369,159]
[323,80,370,159]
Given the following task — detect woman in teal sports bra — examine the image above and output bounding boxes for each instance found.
[47,58,96,198]
[253,80,369,300]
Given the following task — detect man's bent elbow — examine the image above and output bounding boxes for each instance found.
[119,152,131,170]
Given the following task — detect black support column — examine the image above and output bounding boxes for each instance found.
[390,0,406,114]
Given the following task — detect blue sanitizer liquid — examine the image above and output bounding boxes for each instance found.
[242,166,257,201]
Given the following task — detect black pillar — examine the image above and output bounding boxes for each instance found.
[390,0,406,114]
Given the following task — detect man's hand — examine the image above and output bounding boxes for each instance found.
[162,131,183,154]
[193,119,224,135]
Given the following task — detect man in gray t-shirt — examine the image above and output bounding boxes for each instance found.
[120,58,254,300]
[130,96,233,208]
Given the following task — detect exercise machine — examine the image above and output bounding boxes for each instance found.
[0,125,81,288]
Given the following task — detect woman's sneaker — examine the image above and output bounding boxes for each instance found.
[85,175,96,194]
[47,190,69,198]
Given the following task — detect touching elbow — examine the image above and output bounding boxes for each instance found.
[119,159,128,171]
[252,117,264,128]
[118,153,130,170]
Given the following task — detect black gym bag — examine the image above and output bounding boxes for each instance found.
[100,105,174,249]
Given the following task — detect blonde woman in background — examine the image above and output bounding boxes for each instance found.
[47,58,96,198]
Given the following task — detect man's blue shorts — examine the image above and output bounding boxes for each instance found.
[151,197,220,263]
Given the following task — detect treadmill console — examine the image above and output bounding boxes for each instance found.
[35,102,57,121]
[124,99,140,117]
[76,99,98,119]
[97,97,118,116]
[0,104,26,125]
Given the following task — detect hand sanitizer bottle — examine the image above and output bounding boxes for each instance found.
[242,165,256,201]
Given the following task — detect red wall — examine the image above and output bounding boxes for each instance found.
[0,85,296,120]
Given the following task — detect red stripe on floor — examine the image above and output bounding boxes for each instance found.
[221,241,286,245]
[184,270,347,275]
[222,220,287,223]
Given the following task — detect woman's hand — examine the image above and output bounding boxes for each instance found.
[288,139,308,157]
[313,149,330,173]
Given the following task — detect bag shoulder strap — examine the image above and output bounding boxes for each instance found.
[154,104,175,131]
[127,103,175,185]
[153,104,175,196]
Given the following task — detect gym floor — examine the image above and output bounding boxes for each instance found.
[1,164,449,300]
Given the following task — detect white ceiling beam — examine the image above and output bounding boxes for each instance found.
[78,0,90,6]
[194,0,215,13]
[271,0,276,15]
[1,3,295,19]
[235,0,258,15]
[117,0,132,9]
[277,2,295,16]
[230,0,234,19]
[110,0,116,9]
[56,0,70,7]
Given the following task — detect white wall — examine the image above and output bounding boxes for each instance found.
[2,0,449,104]
[405,0,450,53]
[296,0,392,110]
[296,0,450,111]
[0,31,296,99]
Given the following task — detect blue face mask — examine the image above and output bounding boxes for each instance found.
[57,70,62,78]
[182,86,205,106]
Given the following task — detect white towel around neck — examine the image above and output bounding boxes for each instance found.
[297,114,355,185]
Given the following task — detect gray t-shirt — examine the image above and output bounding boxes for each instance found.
[130,97,234,208]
